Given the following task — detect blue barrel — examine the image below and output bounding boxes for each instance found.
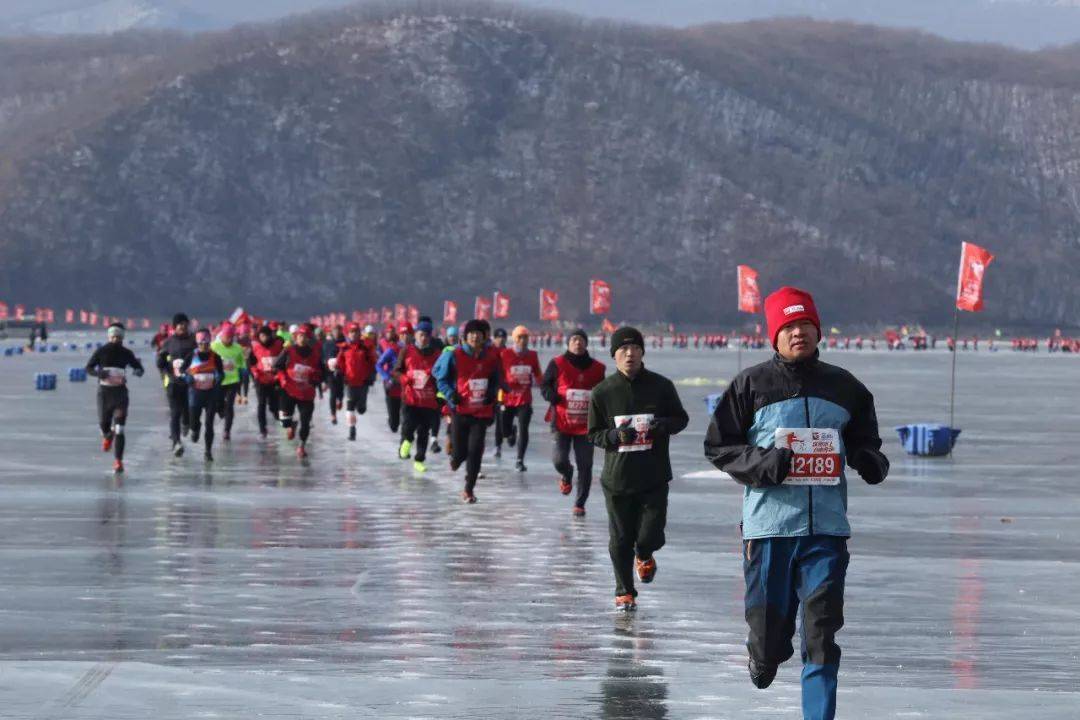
[69,367,87,382]
[85,343,93,350]
[35,373,58,391]
[3,348,12,356]
[895,424,961,456]
[704,392,723,416]
[15,347,23,355]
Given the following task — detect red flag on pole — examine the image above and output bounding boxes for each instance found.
[14,304,25,320]
[956,242,995,312]
[88,312,98,325]
[589,279,611,315]
[0,302,7,320]
[126,318,134,329]
[602,318,617,334]
[142,318,150,329]
[737,264,762,313]
[443,301,458,325]
[394,304,407,322]
[45,308,55,323]
[381,307,393,323]
[407,305,419,326]
[493,292,510,319]
[65,309,74,323]
[474,295,492,320]
[79,309,88,324]
[539,289,560,321]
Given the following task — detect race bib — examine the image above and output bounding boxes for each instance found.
[192,372,215,391]
[292,364,312,384]
[100,368,126,387]
[467,378,488,405]
[566,388,591,417]
[775,428,842,486]
[171,358,185,377]
[411,369,430,390]
[260,356,274,371]
[614,413,654,453]
[327,357,339,372]
[223,359,236,373]
[509,365,532,386]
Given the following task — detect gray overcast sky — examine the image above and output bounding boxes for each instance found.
[4,0,1080,49]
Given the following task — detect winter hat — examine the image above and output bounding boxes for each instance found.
[493,327,508,339]
[107,323,125,339]
[219,322,235,339]
[363,324,375,336]
[397,321,414,335]
[446,325,459,337]
[568,328,589,345]
[415,319,434,334]
[764,286,821,349]
[610,326,645,357]
[257,325,273,339]
[195,328,211,342]
[297,323,315,338]
[172,313,189,327]
[511,325,530,340]
[463,319,488,337]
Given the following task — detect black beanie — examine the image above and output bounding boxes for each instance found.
[610,326,645,357]
[172,312,189,326]
[568,328,588,345]
[463,319,488,337]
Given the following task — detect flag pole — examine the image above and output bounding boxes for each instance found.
[737,331,742,373]
[948,306,960,453]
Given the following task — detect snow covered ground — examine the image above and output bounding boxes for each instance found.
[1,333,1078,718]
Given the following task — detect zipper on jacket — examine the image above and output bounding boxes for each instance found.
[804,395,813,536]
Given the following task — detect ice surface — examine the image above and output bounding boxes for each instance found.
[1,334,1078,718]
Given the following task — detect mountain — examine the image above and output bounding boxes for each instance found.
[1,2,1078,326]
[0,0,216,36]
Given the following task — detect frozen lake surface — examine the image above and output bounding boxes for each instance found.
[2,334,1079,718]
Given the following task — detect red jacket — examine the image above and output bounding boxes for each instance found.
[453,346,501,419]
[552,354,605,435]
[278,345,322,402]
[400,344,439,409]
[336,341,376,387]
[250,338,283,386]
[499,347,542,407]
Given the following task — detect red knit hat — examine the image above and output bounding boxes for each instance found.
[764,286,821,349]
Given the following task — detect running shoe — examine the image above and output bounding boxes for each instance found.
[348,426,356,441]
[615,594,637,612]
[296,445,307,459]
[559,477,572,495]
[399,439,412,460]
[515,460,526,472]
[572,505,586,517]
[748,658,777,689]
[635,557,657,584]
[113,459,124,474]
[462,490,477,504]
[286,426,296,441]
[102,435,112,452]
[413,460,426,473]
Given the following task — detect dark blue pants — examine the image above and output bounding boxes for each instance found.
[743,535,848,720]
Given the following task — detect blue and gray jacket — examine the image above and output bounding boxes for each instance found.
[704,352,888,539]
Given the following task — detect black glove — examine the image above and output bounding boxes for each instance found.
[607,424,638,446]
[133,367,144,378]
[647,417,669,439]
[451,390,463,405]
[849,447,889,485]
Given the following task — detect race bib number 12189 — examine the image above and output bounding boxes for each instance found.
[775,428,842,486]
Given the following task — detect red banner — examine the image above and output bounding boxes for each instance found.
[474,295,492,321]
[0,302,7,320]
[602,318,617,334]
[65,309,74,323]
[394,304,407,322]
[493,291,510,319]
[14,304,25,320]
[539,289,559,321]
[737,264,762,313]
[381,307,393,323]
[590,279,611,315]
[407,305,419,326]
[45,308,55,323]
[142,318,150,329]
[956,242,995,312]
[443,300,458,325]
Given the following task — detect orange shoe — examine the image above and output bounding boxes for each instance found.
[286,426,296,440]
[571,505,585,517]
[615,594,637,612]
[635,556,657,584]
[102,435,112,453]
[113,459,124,474]
[296,445,307,459]
[462,490,477,504]
[558,477,572,495]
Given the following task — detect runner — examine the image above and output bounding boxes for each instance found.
[182,328,224,462]
[211,322,245,442]
[85,323,145,473]
[703,287,889,720]
[236,322,252,405]
[376,324,403,433]
[434,325,459,456]
[156,313,197,456]
[491,328,508,458]
[394,318,441,471]
[540,329,605,516]
[248,325,284,438]
[323,324,347,425]
[434,319,501,503]
[272,323,323,458]
[499,325,542,472]
[335,322,377,441]
[588,326,688,611]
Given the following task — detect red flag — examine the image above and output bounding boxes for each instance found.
[602,318,617,334]
[474,295,492,320]
[493,292,510,319]
[65,309,74,323]
[34,308,44,322]
[590,279,611,315]
[393,304,406,322]
[737,264,762,313]
[0,302,7,320]
[14,304,25,320]
[45,308,55,323]
[443,300,458,325]
[142,318,150,329]
[539,289,560,321]
[126,318,134,329]
[229,307,250,325]
[956,242,995,312]
[407,305,419,326]
[89,312,98,326]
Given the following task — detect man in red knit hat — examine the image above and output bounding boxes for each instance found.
[704,286,889,720]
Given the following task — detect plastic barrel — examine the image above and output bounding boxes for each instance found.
[895,423,961,456]
[35,373,58,391]
[68,368,87,382]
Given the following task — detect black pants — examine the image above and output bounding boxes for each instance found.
[328,374,344,416]
[346,385,369,414]
[452,413,490,491]
[167,381,189,443]
[97,387,128,460]
[385,393,402,433]
[254,382,279,434]
[604,484,669,597]
[240,368,250,398]
[188,388,217,454]
[281,394,315,443]
[219,383,238,434]
[501,404,533,461]
[401,405,439,462]
[553,432,595,508]
[494,404,505,448]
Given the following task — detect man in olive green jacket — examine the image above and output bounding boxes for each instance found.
[588,326,689,611]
